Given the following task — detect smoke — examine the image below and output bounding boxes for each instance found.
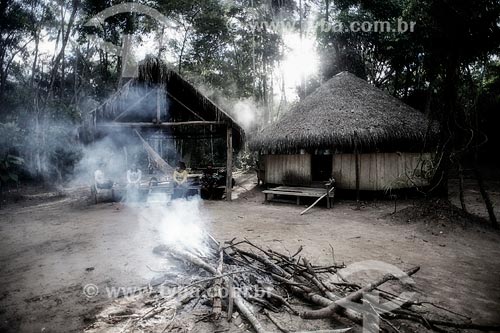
[69,113,211,267]
[11,119,83,182]
[24,76,217,277]
[232,99,259,130]
[197,84,263,131]
[69,83,174,188]
[67,126,212,280]
[70,130,146,187]
[138,198,210,258]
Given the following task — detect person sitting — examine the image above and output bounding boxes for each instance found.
[173,161,188,186]
[173,161,188,198]
[127,165,142,188]
[126,165,142,203]
[149,177,159,187]
[204,162,216,176]
[94,165,113,189]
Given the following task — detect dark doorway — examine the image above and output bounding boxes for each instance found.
[311,154,333,181]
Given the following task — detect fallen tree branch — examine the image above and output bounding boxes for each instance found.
[227,277,235,322]
[158,244,267,332]
[261,289,299,315]
[233,294,266,333]
[300,187,335,215]
[264,309,290,333]
[212,244,224,319]
[300,266,420,320]
[385,311,500,331]
[124,239,500,333]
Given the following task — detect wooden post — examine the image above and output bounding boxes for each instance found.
[354,132,360,207]
[156,87,161,124]
[355,150,360,203]
[325,182,330,209]
[226,126,233,201]
[123,147,128,170]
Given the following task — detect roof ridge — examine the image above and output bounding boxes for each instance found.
[250,71,437,153]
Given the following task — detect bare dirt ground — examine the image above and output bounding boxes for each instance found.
[0,174,499,332]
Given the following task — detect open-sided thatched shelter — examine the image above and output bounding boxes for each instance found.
[250,71,436,191]
[86,58,244,200]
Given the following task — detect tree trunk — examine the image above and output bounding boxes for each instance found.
[226,127,233,202]
[59,2,66,101]
[0,32,10,102]
[299,0,306,97]
[262,57,269,125]
[473,165,498,228]
[48,0,79,99]
[178,27,189,74]
[325,0,330,22]
[354,133,360,207]
[30,32,40,89]
[458,162,467,212]
[0,66,6,103]
[429,56,459,198]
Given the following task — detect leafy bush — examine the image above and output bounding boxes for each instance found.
[0,123,25,187]
[0,154,24,186]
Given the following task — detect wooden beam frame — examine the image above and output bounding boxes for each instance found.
[112,86,206,123]
[156,87,162,124]
[99,121,224,128]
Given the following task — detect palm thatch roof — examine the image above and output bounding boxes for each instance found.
[250,72,437,154]
[137,58,243,133]
[87,57,244,149]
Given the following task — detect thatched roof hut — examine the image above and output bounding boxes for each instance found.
[250,71,435,154]
[86,58,244,200]
[138,59,243,141]
[250,72,436,191]
[88,58,244,150]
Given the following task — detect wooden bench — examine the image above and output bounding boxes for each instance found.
[90,182,116,204]
[263,183,335,208]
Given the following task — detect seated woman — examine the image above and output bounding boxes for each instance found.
[127,165,142,187]
[126,165,142,202]
[94,164,113,189]
[173,161,188,198]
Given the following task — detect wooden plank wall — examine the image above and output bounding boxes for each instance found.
[263,153,431,190]
[332,153,432,190]
[264,154,311,185]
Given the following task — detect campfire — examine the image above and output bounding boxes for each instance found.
[84,236,498,333]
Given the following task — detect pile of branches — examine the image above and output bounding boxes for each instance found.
[87,238,500,333]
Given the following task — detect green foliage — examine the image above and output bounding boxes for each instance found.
[235,150,258,171]
[0,122,23,154]
[0,154,24,185]
[0,0,499,189]
[383,156,435,194]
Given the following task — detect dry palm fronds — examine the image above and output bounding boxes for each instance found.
[250,72,438,154]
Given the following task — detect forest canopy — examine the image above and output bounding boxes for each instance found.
[0,0,499,199]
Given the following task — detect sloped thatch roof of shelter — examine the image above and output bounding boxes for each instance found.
[137,58,243,134]
[250,72,437,153]
[88,57,244,149]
